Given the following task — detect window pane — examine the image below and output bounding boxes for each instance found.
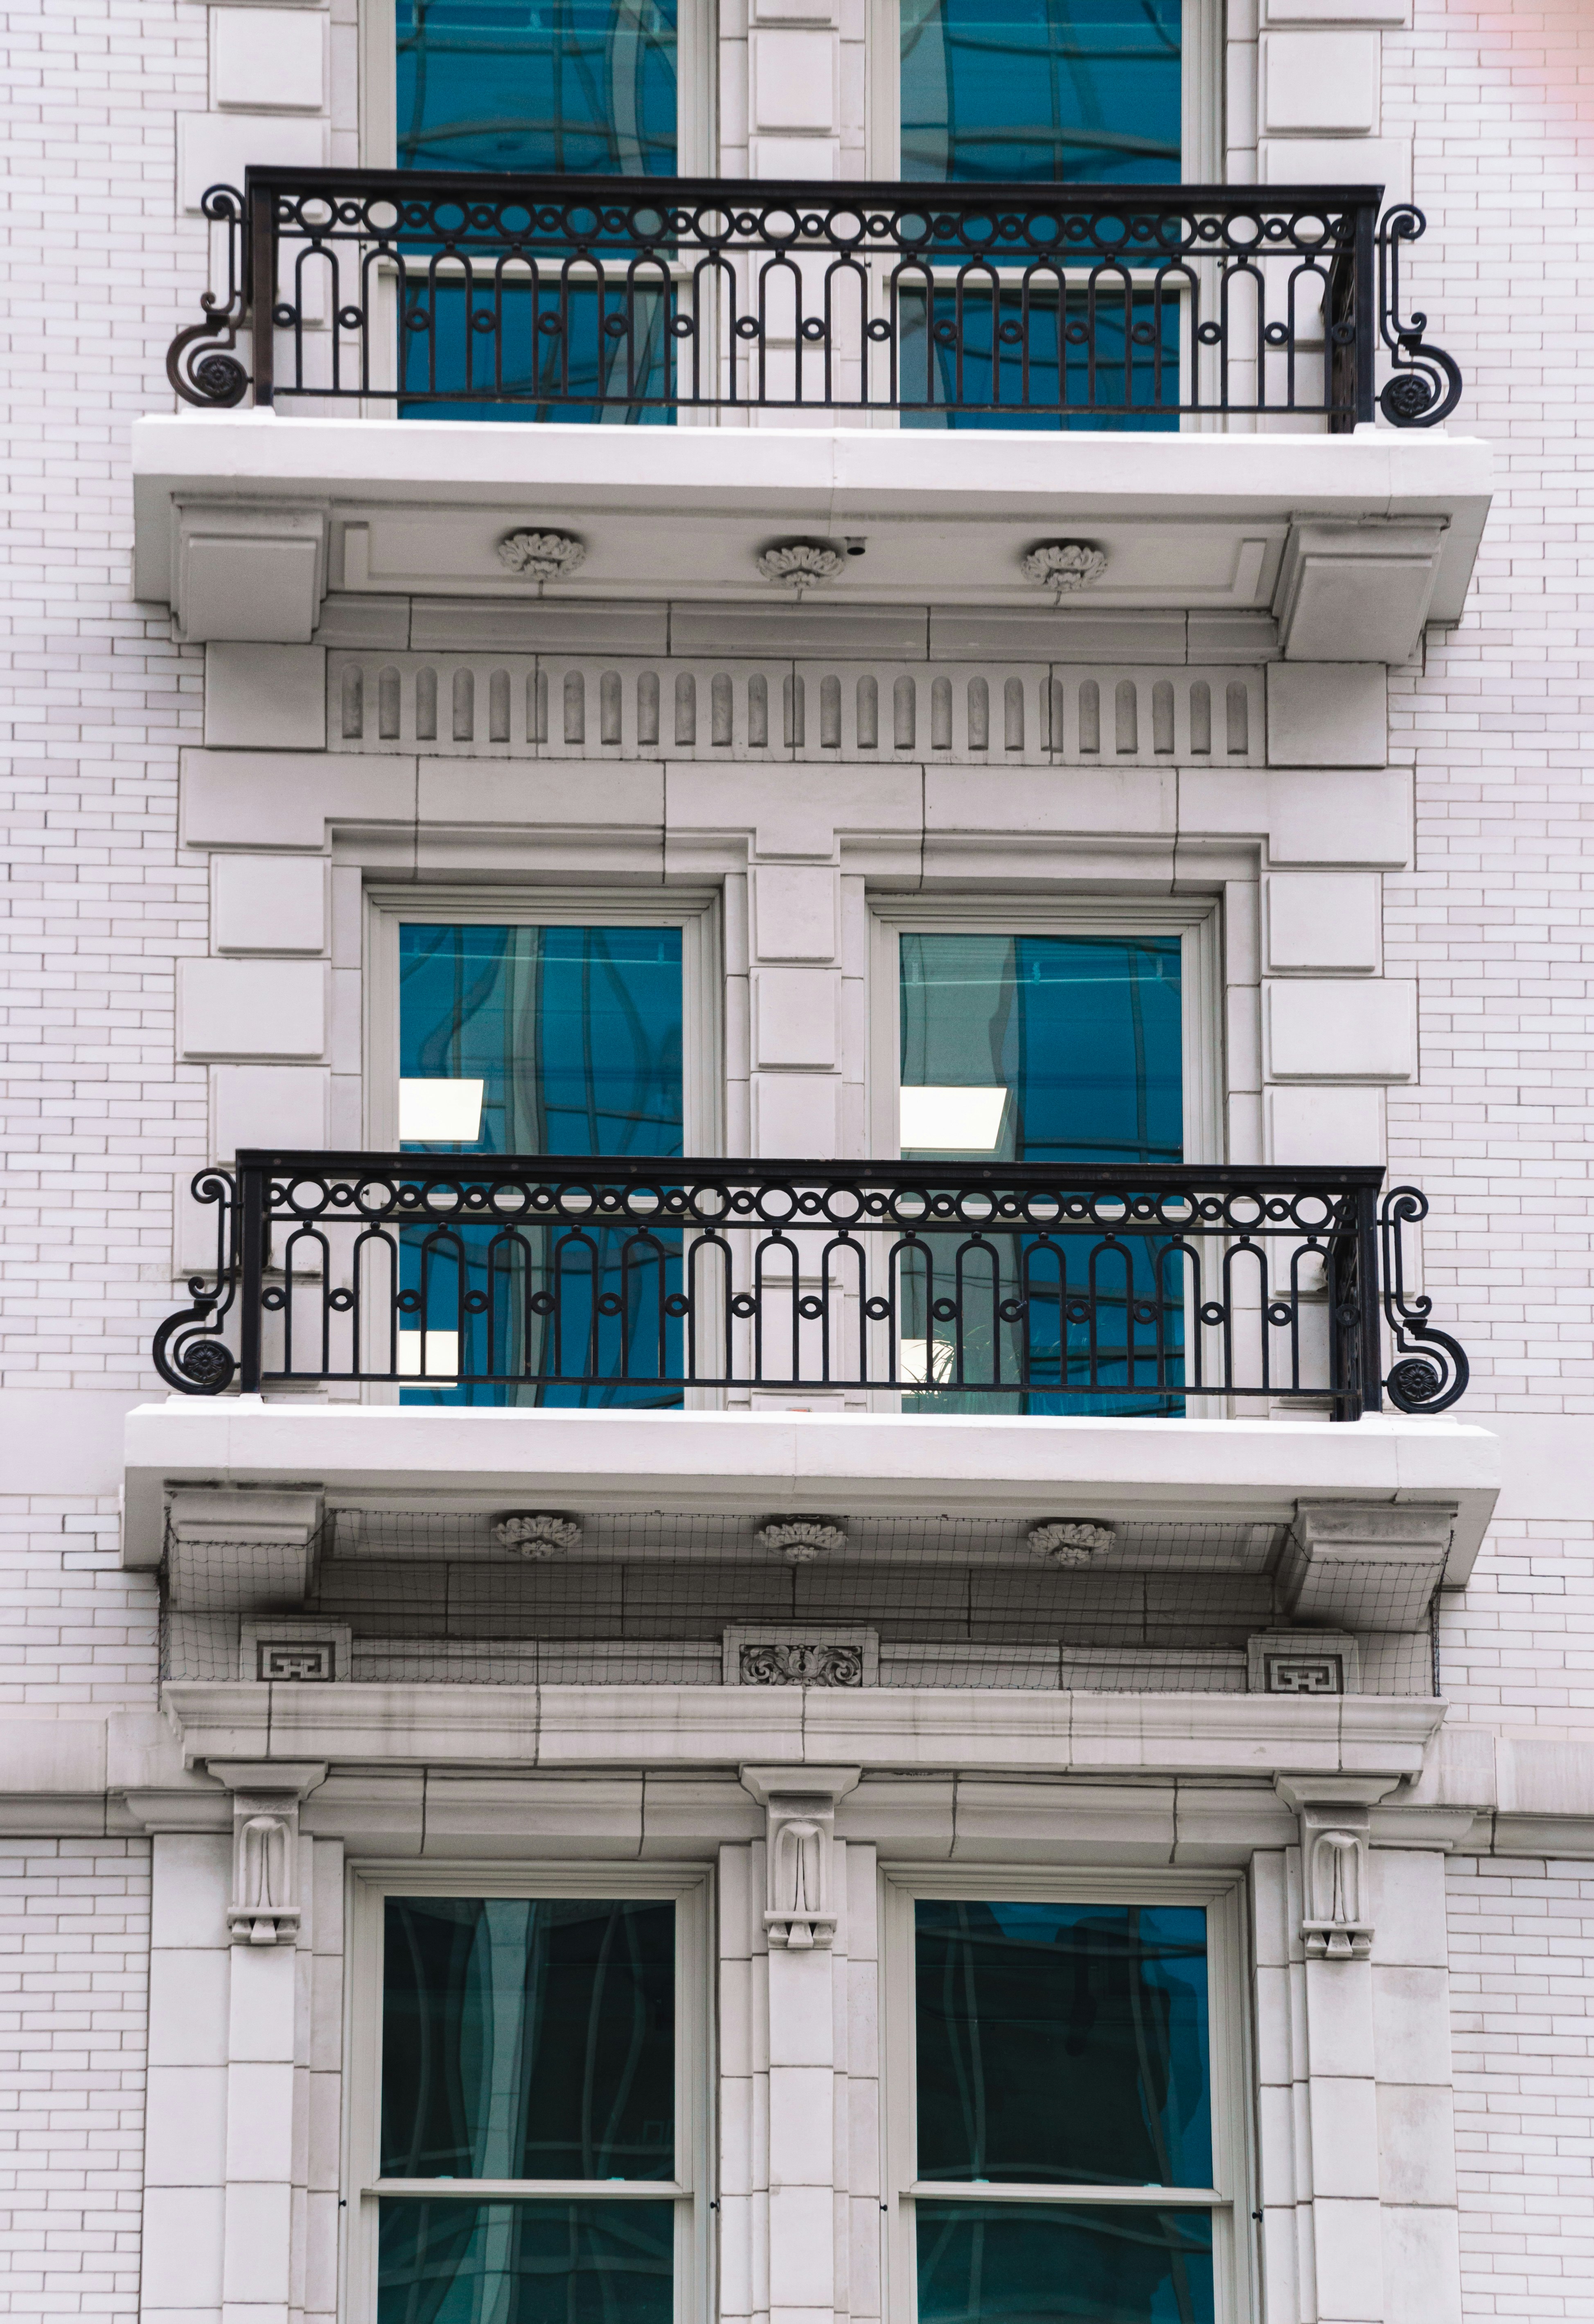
[916,1901,1211,2188]
[396,0,679,176]
[399,280,677,424]
[379,2198,675,2324]
[382,1897,676,2180]
[901,0,1181,186]
[399,925,683,1159]
[897,286,1180,434]
[900,935,1182,1168]
[917,2202,1214,2324]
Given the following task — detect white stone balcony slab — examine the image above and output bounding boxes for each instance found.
[131,413,1492,662]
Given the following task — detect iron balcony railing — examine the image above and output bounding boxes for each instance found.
[154,1153,1468,1419]
[168,169,1461,429]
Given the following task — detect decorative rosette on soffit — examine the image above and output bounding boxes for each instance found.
[754,1516,848,1564]
[494,1511,584,1559]
[1027,1518,1117,1568]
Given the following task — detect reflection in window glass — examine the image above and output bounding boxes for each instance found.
[915,1900,1212,2189]
[400,925,683,1159]
[378,2199,676,2324]
[399,281,676,425]
[395,0,678,176]
[382,1897,676,2180]
[900,0,1181,186]
[917,2203,1214,2324]
[897,287,1179,433]
[900,935,1182,1169]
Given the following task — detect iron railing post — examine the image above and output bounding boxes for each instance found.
[247,175,276,409]
[1353,190,1378,426]
[1357,1175,1384,1413]
[237,1157,266,1393]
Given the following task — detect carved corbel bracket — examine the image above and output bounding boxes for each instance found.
[208,1759,327,1947]
[740,1764,860,1952]
[1276,1775,1398,1963]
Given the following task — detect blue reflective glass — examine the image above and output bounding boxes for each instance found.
[396,0,678,176]
[898,287,1180,432]
[898,934,1184,1413]
[915,1900,1211,2188]
[901,0,1181,186]
[399,280,677,424]
[378,2199,675,2324]
[382,1897,676,2180]
[917,2203,1214,2324]
[398,924,683,1406]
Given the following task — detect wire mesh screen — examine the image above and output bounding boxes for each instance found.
[160,1509,1438,1695]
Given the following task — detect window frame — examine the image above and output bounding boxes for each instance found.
[878,1866,1255,2324]
[343,1862,715,2324]
[360,0,718,175]
[364,883,724,1155]
[867,0,1224,185]
[867,895,1224,1167]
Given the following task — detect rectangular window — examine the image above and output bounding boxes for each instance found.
[884,1880,1247,2324]
[371,896,717,1407]
[894,930,1186,1414]
[355,1877,708,2324]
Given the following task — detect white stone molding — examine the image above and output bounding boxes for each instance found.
[1279,1498,1456,1631]
[724,1627,879,1686]
[496,528,586,584]
[1027,1518,1116,1566]
[755,541,846,593]
[209,1760,327,1945]
[1019,540,1109,598]
[1246,1627,1361,1696]
[740,1765,860,1949]
[493,1510,583,1557]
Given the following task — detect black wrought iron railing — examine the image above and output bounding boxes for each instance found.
[168,170,1461,429]
[153,1153,1468,1419]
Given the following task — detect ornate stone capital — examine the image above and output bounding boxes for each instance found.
[1276,1775,1398,1962]
[740,1765,860,1952]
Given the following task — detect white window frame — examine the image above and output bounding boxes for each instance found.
[365,884,724,1154]
[360,0,718,174]
[868,896,1224,1167]
[343,1863,715,2324]
[868,0,1224,187]
[879,1867,1254,2324]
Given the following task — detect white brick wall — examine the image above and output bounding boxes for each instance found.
[1448,1855,1594,2318]
[0,1502,156,1711]
[0,1838,150,2316]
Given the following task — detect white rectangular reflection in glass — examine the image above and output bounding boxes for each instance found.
[900,1085,1010,1154]
[398,1077,485,1144]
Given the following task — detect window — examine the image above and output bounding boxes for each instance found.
[369,892,719,1406]
[883,1877,1249,2324]
[352,1875,709,2324]
[884,923,1197,1413]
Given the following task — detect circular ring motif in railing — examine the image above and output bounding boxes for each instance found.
[463,1291,490,1315]
[931,1298,959,1322]
[1199,1301,1227,1326]
[262,1287,286,1311]
[603,314,629,338]
[998,1298,1027,1322]
[403,307,431,331]
[328,1288,355,1313]
[284,1175,331,1217]
[671,316,695,337]
[1387,1356,1443,1408]
[596,1293,623,1317]
[337,305,365,331]
[327,1184,354,1208]
[1197,321,1223,345]
[488,1185,531,1216]
[866,318,893,341]
[396,1290,422,1313]
[1064,319,1089,345]
[471,310,498,334]
[1263,322,1291,347]
[1330,321,1356,345]
[538,314,564,335]
[1064,1299,1091,1324]
[1267,1301,1295,1326]
[176,1335,236,1392]
[730,1293,757,1318]
[932,321,958,347]
[1224,1193,1265,1231]
[1132,1302,1157,1325]
[864,1297,891,1320]
[664,1294,691,1318]
[998,320,1024,345]
[273,303,298,328]
[420,1180,463,1213]
[354,1176,399,1214]
[1131,321,1157,346]
[734,315,762,340]
[555,1183,596,1215]
[529,1291,555,1316]
[800,318,827,342]
[798,1296,824,1320]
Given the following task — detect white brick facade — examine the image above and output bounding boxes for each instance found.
[5,0,1594,2319]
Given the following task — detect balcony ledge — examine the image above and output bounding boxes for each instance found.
[131,412,1492,656]
[123,1398,1500,1579]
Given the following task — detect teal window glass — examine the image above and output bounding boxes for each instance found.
[399,280,676,424]
[916,2203,1214,2324]
[378,2199,675,2324]
[915,1901,1212,2189]
[900,0,1181,187]
[897,287,1180,433]
[898,934,1184,1412]
[397,924,685,1408]
[382,1897,676,2179]
[395,0,679,177]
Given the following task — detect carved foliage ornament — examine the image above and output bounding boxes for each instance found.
[1028,1518,1116,1568]
[1020,541,1109,600]
[741,1642,864,1687]
[494,1511,583,1559]
[754,1517,848,1564]
[755,541,847,594]
[497,530,587,586]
